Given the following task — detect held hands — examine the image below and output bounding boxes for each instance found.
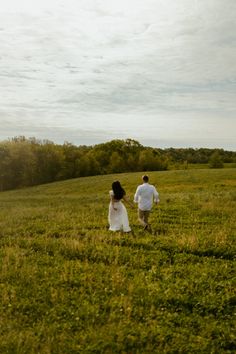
[130,202,135,209]
[123,195,134,208]
[127,199,135,209]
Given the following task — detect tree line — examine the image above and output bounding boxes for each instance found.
[0,136,235,191]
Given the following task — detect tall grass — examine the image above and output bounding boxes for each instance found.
[0,169,235,353]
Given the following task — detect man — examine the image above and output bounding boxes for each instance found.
[134,175,160,230]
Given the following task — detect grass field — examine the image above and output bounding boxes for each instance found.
[0,169,235,353]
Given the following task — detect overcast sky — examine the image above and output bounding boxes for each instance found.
[0,0,235,149]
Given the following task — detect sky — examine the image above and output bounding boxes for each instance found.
[0,0,235,150]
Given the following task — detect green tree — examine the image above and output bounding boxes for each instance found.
[209,151,224,168]
[0,144,11,191]
[139,149,168,171]
[34,142,64,183]
[108,152,126,173]
[6,139,38,188]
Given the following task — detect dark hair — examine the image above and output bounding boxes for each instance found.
[112,181,125,200]
[142,175,149,182]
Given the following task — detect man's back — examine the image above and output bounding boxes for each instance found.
[134,183,159,211]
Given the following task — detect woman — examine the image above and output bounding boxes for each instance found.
[108,181,132,232]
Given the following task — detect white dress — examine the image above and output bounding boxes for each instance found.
[108,190,131,232]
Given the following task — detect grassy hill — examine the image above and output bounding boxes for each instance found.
[0,169,235,353]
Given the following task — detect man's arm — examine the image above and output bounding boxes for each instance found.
[134,186,140,203]
[153,186,160,204]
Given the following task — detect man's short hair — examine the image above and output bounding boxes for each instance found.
[142,175,149,182]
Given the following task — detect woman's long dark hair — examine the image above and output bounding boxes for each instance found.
[112,181,125,200]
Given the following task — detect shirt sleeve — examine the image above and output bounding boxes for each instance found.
[153,186,160,202]
[134,186,140,203]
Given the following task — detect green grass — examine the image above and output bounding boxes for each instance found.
[0,169,236,353]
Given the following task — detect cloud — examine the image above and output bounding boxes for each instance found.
[0,0,235,149]
[0,116,120,145]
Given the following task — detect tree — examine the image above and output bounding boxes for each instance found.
[108,152,126,173]
[34,142,64,183]
[209,151,224,168]
[0,144,11,191]
[138,149,168,171]
[6,139,38,188]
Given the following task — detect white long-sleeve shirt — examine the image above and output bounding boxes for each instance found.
[134,183,159,211]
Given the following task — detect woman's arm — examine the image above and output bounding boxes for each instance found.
[123,195,134,208]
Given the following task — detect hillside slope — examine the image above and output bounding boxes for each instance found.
[0,169,235,353]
